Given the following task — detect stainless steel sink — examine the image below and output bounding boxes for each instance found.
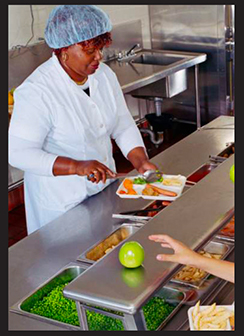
[128,51,188,98]
[106,48,206,126]
[131,53,185,66]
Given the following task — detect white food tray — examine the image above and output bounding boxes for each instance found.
[188,304,234,331]
[116,174,186,201]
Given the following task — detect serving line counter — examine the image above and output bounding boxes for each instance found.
[8,165,24,192]
[9,116,234,330]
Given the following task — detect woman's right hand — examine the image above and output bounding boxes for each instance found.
[76,160,116,184]
[148,234,199,266]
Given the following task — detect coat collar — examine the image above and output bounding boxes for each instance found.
[51,53,99,95]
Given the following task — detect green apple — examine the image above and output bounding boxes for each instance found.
[119,241,145,268]
[229,164,234,183]
[121,266,145,287]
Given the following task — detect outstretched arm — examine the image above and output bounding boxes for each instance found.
[148,234,234,283]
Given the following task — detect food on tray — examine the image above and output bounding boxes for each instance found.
[126,188,137,195]
[133,177,147,184]
[162,176,182,186]
[229,314,235,330]
[123,179,133,189]
[118,190,127,194]
[149,184,178,197]
[142,184,159,196]
[174,251,222,282]
[119,241,145,268]
[86,227,129,261]
[117,174,185,200]
[134,176,164,184]
[190,301,234,330]
[220,216,234,237]
[121,179,137,195]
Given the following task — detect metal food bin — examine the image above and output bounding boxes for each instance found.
[77,223,143,264]
[71,285,192,331]
[10,263,191,331]
[216,216,235,242]
[10,263,89,330]
[170,239,234,289]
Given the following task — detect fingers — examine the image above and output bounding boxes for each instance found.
[156,253,178,263]
[106,168,117,178]
[86,161,116,184]
[160,242,173,249]
[148,234,174,244]
[96,167,106,184]
[93,169,102,184]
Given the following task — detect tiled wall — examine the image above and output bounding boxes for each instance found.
[8,5,151,50]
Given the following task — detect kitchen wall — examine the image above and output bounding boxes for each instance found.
[8,4,151,118]
[9,5,151,49]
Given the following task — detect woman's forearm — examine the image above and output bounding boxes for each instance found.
[52,156,79,176]
[52,156,116,183]
[193,254,235,283]
[127,147,148,171]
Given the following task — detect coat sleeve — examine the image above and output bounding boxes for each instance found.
[9,135,57,176]
[8,83,58,176]
[105,67,146,158]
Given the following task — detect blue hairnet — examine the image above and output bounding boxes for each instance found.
[44,5,112,49]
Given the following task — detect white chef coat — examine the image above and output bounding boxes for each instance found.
[9,54,145,235]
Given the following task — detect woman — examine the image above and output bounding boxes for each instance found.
[149,234,234,283]
[9,5,157,235]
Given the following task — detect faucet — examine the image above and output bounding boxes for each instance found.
[117,43,140,62]
[126,43,140,57]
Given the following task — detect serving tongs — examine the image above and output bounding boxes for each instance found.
[88,170,163,182]
[209,155,227,164]
[89,169,196,186]
[120,206,164,215]
[138,170,196,187]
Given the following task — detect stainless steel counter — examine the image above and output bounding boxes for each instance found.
[8,116,234,330]
[8,164,24,191]
[63,155,234,314]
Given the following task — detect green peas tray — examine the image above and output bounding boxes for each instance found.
[10,263,189,330]
[10,263,87,330]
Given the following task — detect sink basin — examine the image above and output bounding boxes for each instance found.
[129,51,188,98]
[131,53,185,66]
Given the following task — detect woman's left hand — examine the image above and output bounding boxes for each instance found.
[137,160,158,174]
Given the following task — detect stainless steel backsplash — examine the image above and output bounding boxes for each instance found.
[149,5,234,123]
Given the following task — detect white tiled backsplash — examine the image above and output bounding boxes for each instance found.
[8,5,151,50]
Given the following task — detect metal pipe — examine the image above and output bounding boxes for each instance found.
[154,97,163,116]
[140,128,164,146]
[194,64,201,129]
